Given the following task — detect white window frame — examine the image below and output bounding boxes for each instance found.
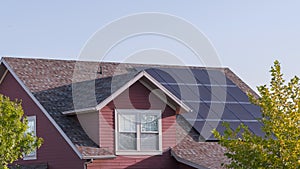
[115,109,162,155]
[23,116,37,160]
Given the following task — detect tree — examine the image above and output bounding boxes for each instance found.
[0,94,43,169]
[213,61,300,168]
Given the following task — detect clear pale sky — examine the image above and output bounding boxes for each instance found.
[1,1,300,92]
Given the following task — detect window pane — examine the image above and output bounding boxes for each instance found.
[118,133,137,150]
[141,133,159,150]
[25,118,36,158]
[119,114,136,132]
[141,115,158,132]
[26,120,35,134]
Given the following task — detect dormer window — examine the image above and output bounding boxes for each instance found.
[115,109,162,155]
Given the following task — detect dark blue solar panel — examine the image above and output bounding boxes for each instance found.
[226,103,256,120]
[198,86,212,101]
[182,112,202,121]
[145,68,165,83]
[161,83,181,99]
[208,70,236,86]
[226,122,245,138]
[191,69,211,84]
[198,85,247,103]
[193,121,205,133]
[191,121,227,140]
[147,68,177,84]
[208,122,228,140]
[169,69,199,84]
[243,104,262,119]
[244,122,265,137]
[221,106,240,120]
[183,102,208,119]
[173,85,200,101]
[226,87,250,102]
[145,67,263,140]
[191,69,235,86]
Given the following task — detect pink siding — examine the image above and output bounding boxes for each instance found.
[0,72,84,169]
[95,81,187,169]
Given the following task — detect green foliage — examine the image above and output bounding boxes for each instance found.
[213,60,300,168]
[0,95,43,169]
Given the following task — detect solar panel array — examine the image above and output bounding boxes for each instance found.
[145,67,264,140]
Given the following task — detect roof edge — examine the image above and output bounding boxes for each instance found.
[62,107,97,115]
[224,68,260,99]
[82,155,116,160]
[171,149,208,169]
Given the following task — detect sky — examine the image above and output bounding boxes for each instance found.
[1,1,300,92]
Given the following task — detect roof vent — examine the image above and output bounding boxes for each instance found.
[97,65,102,74]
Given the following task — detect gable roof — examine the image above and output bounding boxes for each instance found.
[63,70,191,115]
[1,57,263,167]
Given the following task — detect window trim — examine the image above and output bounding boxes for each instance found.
[23,116,37,160]
[115,109,162,155]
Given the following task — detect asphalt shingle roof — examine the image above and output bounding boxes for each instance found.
[3,57,261,168]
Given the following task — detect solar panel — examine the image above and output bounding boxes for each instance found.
[208,122,228,140]
[182,102,207,119]
[191,69,211,84]
[144,67,263,140]
[226,87,250,102]
[243,104,262,119]
[145,68,176,83]
[198,86,212,101]
[168,84,199,101]
[161,84,181,99]
[221,106,240,120]
[192,69,235,86]
[226,103,256,120]
[244,122,265,137]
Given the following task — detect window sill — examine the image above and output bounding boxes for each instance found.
[116,151,162,156]
[23,156,37,160]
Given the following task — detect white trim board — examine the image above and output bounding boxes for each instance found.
[0,69,8,85]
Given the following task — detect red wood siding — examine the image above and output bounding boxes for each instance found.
[0,72,84,169]
[96,81,182,169]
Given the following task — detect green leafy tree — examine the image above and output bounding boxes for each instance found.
[0,94,43,169]
[213,61,300,168]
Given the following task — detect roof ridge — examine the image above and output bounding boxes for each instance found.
[2,56,229,70]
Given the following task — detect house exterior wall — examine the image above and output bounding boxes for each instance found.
[0,71,84,169]
[93,81,192,169]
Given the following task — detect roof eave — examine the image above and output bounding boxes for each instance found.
[62,107,97,115]
[82,155,116,160]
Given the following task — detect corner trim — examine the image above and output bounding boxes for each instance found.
[0,69,8,85]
